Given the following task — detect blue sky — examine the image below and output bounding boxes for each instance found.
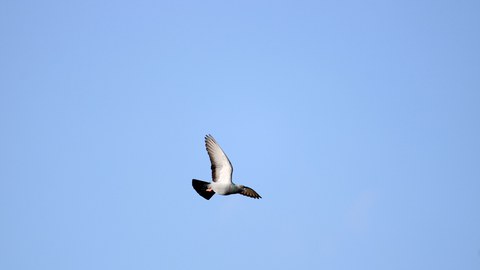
[1,0,479,269]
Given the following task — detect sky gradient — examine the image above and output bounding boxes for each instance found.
[1,1,480,269]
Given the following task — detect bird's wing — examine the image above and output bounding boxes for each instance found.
[240,186,262,199]
[205,134,233,183]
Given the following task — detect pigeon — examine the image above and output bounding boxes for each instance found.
[192,134,261,200]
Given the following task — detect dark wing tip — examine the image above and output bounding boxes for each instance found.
[205,134,217,145]
[241,186,262,199]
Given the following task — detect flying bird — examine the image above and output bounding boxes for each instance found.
[192,134,261,200]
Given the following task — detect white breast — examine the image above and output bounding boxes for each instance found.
[211,181,234,195]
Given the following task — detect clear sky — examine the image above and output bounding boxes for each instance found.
[1,0,479,269]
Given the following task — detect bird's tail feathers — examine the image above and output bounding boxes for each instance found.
[192,179,215,200]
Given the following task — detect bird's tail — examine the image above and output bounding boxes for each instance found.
[192,179,215,200]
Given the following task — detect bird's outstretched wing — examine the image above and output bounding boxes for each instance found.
[240,186,262,199]
[205,134,233,183]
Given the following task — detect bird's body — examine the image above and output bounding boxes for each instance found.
[192,134,261,200]
[209,181,242,195]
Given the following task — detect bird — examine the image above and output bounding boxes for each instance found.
[192,134,261,200]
